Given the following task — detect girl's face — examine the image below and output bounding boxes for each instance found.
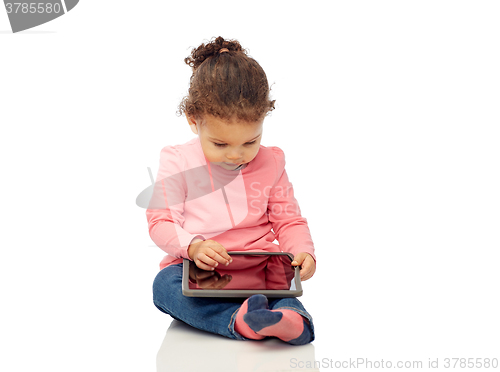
[187,115,263,171]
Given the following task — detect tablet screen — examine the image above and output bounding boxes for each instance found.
[186,253,297,292]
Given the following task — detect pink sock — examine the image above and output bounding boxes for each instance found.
[234,295,266,340]
[246,309,306,342]
[235,295,312,344]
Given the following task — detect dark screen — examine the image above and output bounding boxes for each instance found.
[187,254,295,291]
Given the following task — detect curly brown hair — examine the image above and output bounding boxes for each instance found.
[177,36,275,124]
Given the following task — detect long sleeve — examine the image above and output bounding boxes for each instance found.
[267,147,316,261]
[146,146,205,259]
[146,137,316,270]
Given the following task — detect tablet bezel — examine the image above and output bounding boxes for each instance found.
[182,251,303,298]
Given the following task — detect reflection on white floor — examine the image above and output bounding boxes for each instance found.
[157,319,320,372]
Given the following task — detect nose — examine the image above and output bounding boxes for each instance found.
[226,148,243,162]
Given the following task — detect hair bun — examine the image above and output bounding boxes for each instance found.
[184,36,245,70]
[178,36,275,122]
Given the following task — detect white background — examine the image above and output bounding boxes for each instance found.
[1,1,499,371]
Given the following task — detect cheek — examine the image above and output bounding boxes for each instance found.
[248,146,260,160]
[203,146,222,162]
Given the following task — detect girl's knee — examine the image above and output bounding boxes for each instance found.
[153,264,182,302]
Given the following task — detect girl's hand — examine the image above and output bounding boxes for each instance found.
[188,239,232,271]
[291,252,316,281]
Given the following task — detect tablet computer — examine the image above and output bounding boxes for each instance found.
[182,251,302,298]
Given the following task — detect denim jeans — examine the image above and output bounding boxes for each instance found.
[152,263,315,343]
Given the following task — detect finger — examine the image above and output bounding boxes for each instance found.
[195,261,215,271]
[195,255,218,271]
[300,266,313,281]
[305,269,316,281]
[299,260,309,278]
[200,251,220,267]
[291,254,306,266]
[207,244,232,265]
[205,248,231,266]
[297,256,309,276]
[200,252,226,270]
[300,260,316,281]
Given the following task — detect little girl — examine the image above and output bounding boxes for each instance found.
[147,36,316,345]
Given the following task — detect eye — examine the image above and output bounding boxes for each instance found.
[213,143,227,148]
[245,140,257,146]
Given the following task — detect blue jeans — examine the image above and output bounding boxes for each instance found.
[152,263,315,343]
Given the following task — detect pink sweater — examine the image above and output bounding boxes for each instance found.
[146,137,316,270]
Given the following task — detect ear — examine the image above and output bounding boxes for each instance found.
[186,115,199,135]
